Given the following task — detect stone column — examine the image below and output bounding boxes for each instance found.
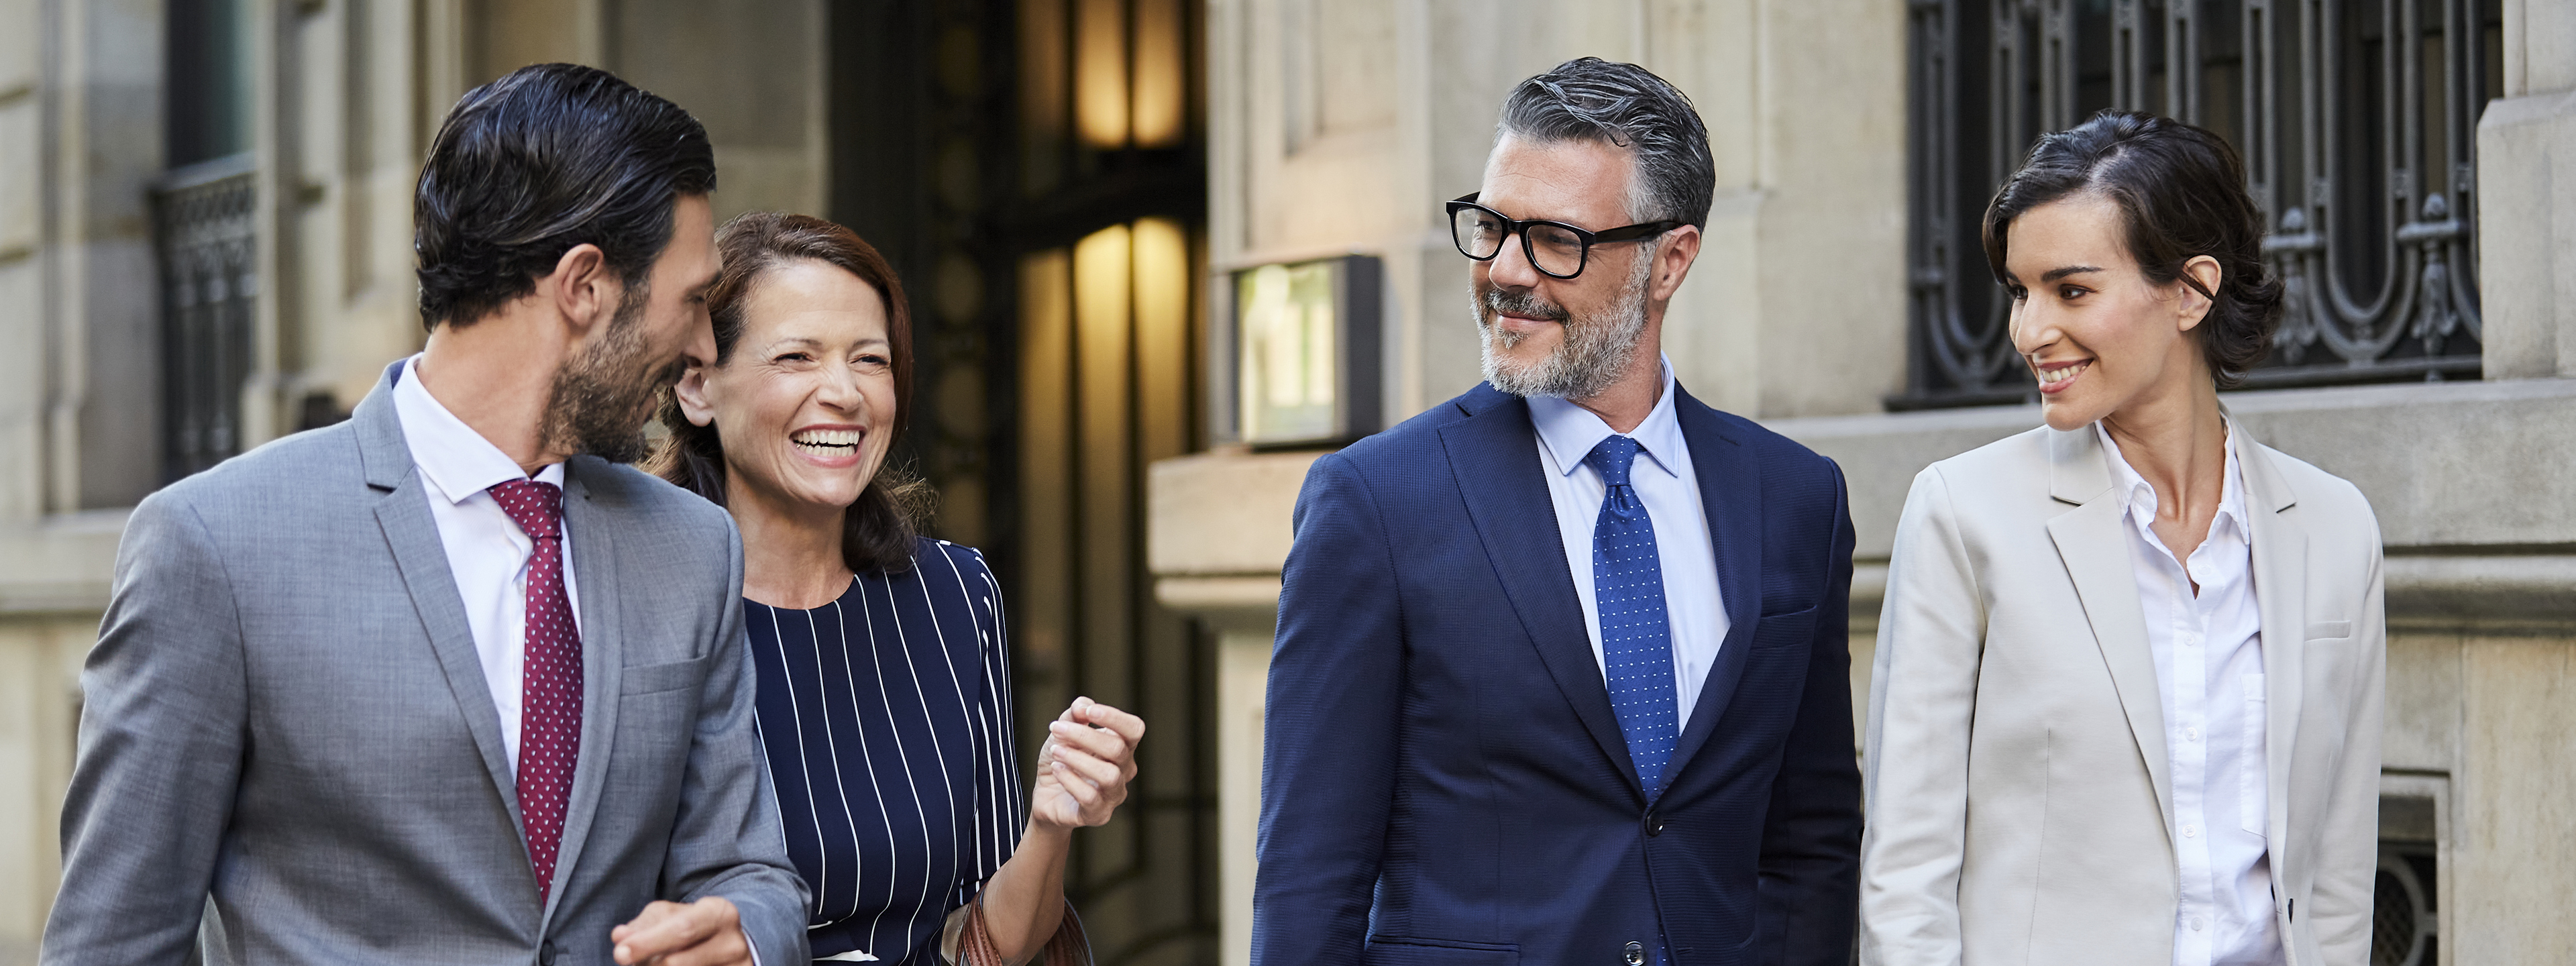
[1145,450,1313,966]
[2477,0,2576,379]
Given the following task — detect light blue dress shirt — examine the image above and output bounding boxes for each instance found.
[1527,357,1729,726]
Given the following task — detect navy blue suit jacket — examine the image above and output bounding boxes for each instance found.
[1254,382,1862,966]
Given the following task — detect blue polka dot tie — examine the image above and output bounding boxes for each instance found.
[1586,436,1678,799]
[490,478,582,904]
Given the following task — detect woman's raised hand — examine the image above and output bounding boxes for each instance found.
[1031,696,1145,830]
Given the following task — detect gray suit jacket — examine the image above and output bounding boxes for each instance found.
[42,363,810,965]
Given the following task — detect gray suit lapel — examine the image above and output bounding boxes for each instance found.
[2041,426,2175,839]
[547,457,626,925]
[356,366,524,826]
[2233,423,2307,866]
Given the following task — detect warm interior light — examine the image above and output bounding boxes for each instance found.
[1074,223,1134,354]
[1070,225,1134,639]
[1015,249,1075,662]
[1074,0,1129,148]
[1131,218,1189,351]
[1131,218,1191,457]
[1130,0,1185,148]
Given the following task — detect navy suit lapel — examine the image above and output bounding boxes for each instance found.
[1660,384,1761,786]
[1438,387,1644,801]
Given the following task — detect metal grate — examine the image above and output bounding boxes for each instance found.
[152,155,259,480]
[2371,847,2437,966]
[1900,0,2504,409]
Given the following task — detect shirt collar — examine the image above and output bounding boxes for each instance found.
[391,354,566,506]
[1527,356,1685,480]
[2093,418,2247,535]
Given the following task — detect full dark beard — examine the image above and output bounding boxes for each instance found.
[541,286,674,465]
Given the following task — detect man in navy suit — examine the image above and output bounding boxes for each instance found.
[1254,58,1862,966]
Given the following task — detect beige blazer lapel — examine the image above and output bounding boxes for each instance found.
[2043,426,2175,837]
[2233,421,2308,869]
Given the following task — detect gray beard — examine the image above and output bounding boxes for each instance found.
[1475,253,1654,400]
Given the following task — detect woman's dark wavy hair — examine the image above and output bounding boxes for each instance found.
[415,63,716,329]
[1982,111,2284,388]
[647,213,933,574]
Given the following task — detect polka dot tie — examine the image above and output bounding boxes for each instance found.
[490,478,582,904]
[1585,436,1678,799]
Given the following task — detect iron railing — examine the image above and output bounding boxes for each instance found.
[153,155,259,480]
[1900,0,2504,409]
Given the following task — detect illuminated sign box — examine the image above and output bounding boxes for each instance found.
[1220,255,1382,448]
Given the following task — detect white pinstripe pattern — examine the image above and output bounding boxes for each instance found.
[820,598,895,930]
[744,539,1020,965]
[906,559,974,920]
[759,606,835,924]
[851,580,937,944]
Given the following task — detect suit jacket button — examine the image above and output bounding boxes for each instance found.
[1624,939,1647,965]
[1649,814,1668,837]
[539,941,557,966]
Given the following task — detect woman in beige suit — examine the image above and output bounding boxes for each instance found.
[1860,111,2383,966]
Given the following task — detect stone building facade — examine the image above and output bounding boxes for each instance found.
[3,0,1227,961]
[0,0,2569,964]
[0,1,831,961]
[1157,1,2575,964]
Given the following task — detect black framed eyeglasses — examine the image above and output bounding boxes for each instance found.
[1446,193,1686,280]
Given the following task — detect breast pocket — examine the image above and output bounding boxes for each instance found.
[1751,604,1821,650]
[2306,621,2353,640]
[621,654,712,697]
[1362,936,1519,966]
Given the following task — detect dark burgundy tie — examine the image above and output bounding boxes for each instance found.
[490,478,582,904]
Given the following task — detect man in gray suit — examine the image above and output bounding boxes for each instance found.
[42,64,807,965]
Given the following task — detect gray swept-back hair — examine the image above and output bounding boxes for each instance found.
[1495,57,1714,228]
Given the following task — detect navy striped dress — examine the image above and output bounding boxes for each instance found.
[743,538,1024,964]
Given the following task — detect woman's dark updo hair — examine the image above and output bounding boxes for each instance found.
[1982,111,2284,388]
[647,213,934,574]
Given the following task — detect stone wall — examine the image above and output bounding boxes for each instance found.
[1212,0,1909,426]
[0,0,832,956]
[1173,1,2576,963]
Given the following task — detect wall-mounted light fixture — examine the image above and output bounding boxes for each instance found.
[1218,255,1381,449]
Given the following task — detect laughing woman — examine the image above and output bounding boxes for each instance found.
[1858,113,2384,966]
[653,213,1143,965]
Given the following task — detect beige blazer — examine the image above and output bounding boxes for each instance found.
[1858,421,2384,966]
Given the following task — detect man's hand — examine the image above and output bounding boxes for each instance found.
[611,896,751,966]
[1031,696,1146,830]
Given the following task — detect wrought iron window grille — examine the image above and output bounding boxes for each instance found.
[153,154,260,481]
[1900,0,2503,410]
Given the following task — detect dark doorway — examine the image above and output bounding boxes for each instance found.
[828,2,1216,963]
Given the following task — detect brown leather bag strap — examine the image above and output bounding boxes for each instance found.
[953,892,1093,966]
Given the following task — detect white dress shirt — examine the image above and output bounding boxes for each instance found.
[392,355,582,774]
[396,358,766,965]
[1529,357,1729,726]
[2096,422,2281,966]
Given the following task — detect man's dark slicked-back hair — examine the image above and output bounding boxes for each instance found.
[1497,57,1715,229]
[414,63,716,330]
[1982,110,2284,388]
